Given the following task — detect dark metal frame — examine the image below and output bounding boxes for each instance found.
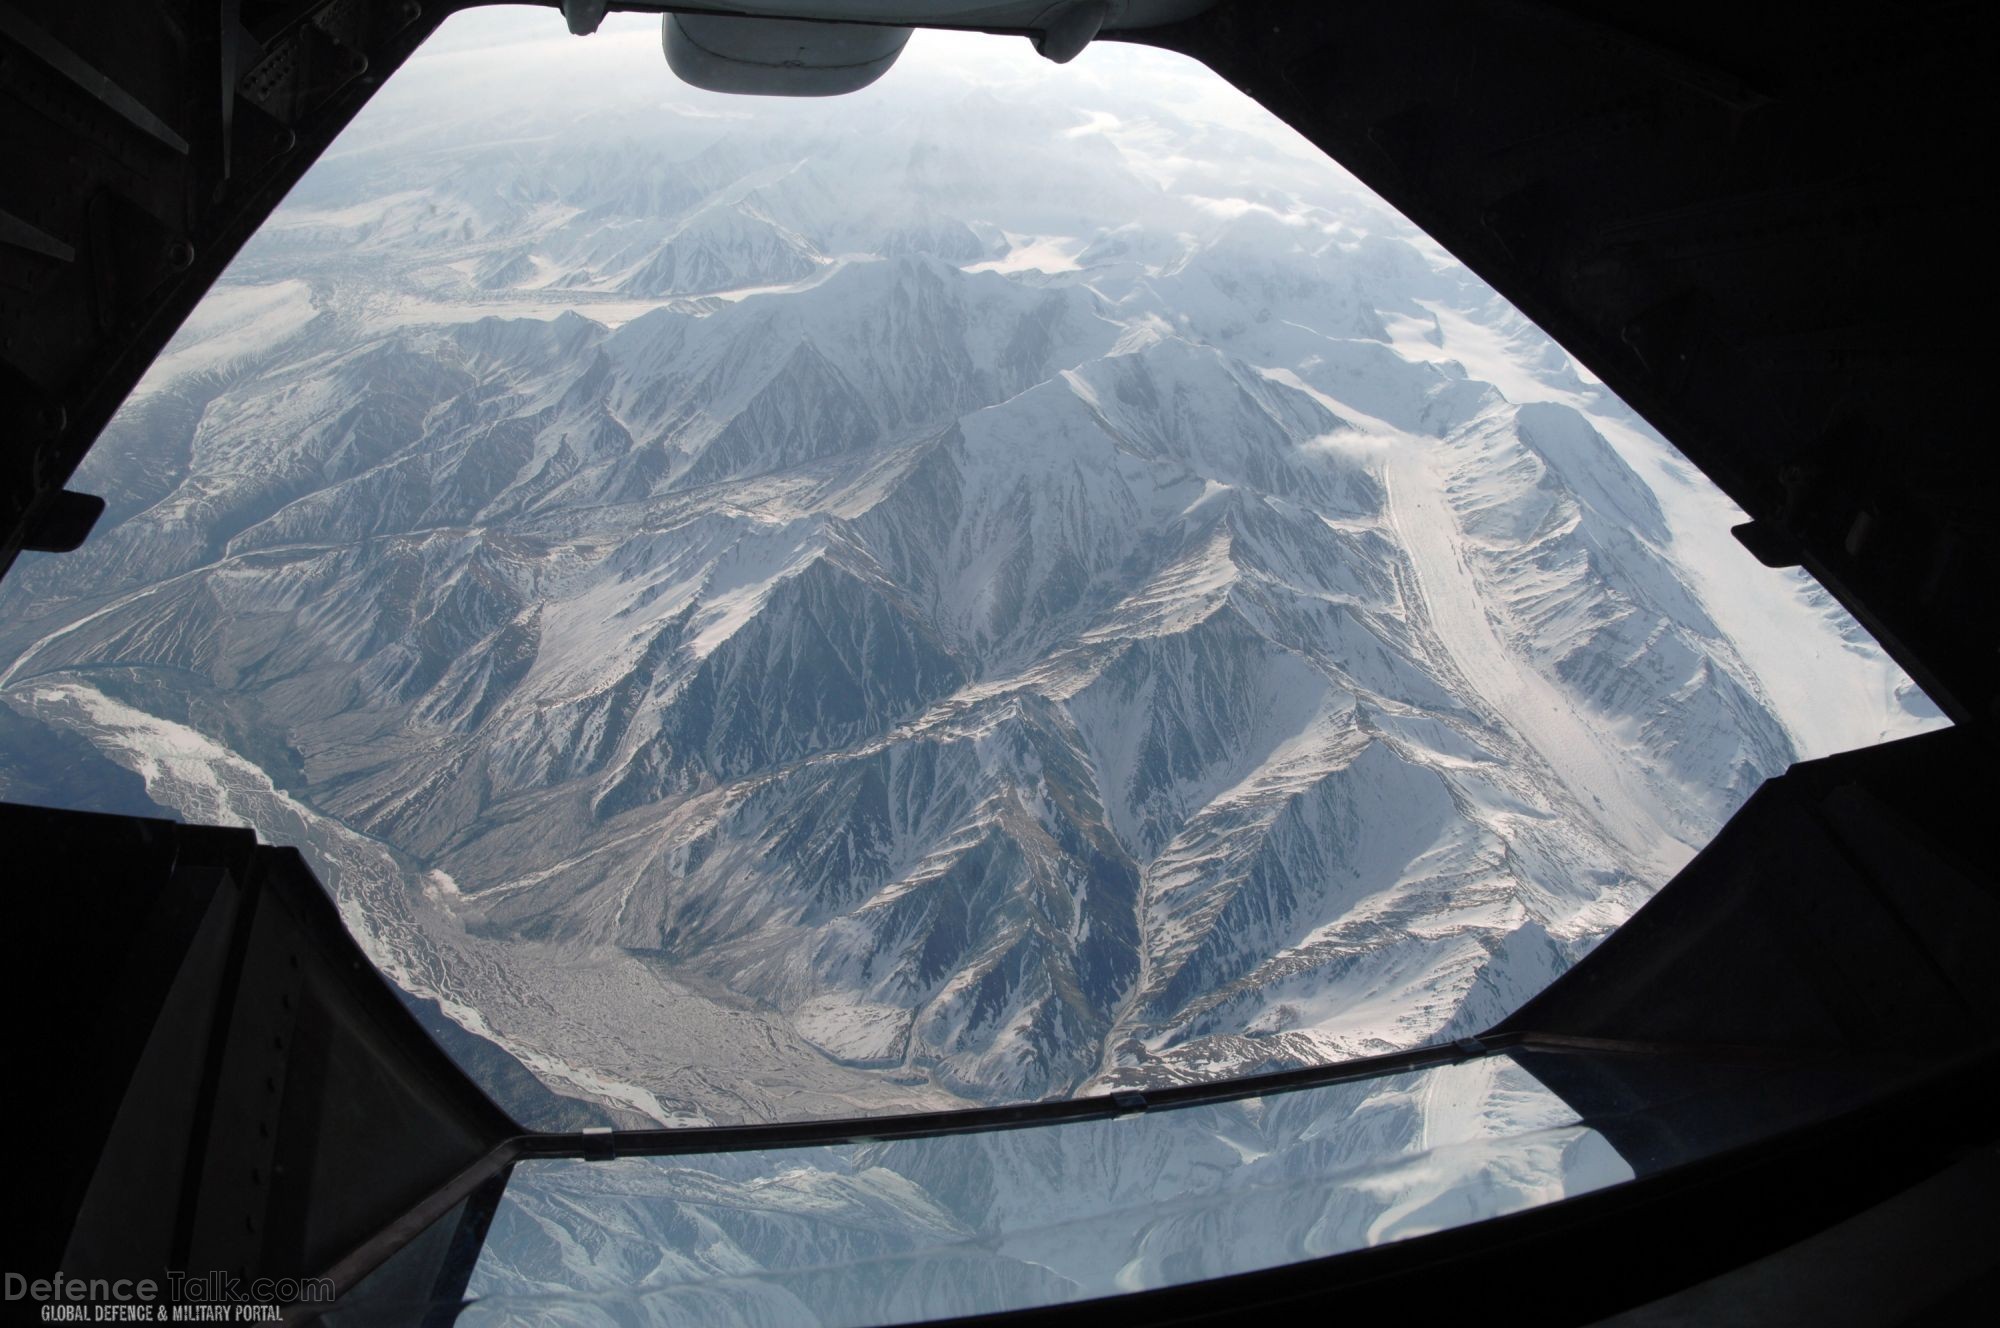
[6,2,1998,1323]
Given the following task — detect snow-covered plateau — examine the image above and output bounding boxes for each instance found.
[0,13,1943,1315]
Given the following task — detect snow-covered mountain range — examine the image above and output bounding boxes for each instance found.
[0,16,1936,1148]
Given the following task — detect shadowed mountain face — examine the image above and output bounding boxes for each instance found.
[0,19,1938,1134]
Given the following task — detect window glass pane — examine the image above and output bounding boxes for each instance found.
[476,1055,1622,1321]
[440,1045,1900,1324]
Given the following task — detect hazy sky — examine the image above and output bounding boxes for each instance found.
[357,6,1339,174]
[408,5,1292,120]
[319,3,1409,249]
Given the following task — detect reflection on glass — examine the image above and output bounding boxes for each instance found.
[459,1055,1630,1324]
